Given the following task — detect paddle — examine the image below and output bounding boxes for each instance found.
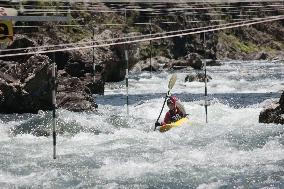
[154,74,177,131]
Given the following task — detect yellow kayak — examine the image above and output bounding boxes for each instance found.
[159,117,191,133]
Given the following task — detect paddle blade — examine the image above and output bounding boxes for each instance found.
[168,74,177,90]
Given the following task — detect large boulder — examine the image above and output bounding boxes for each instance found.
[185,72,212,82]
[56,71,97,112]
[0,54,98,113]
[130,56,171,73]
[0,35,37,63]
[0,54,52,113]
[259,91,284,124]
[185,53,203,70]
[102,32,141,82]
[163,53,203,70]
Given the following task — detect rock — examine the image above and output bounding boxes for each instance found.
[57,92,94,112]
[65,62,85,77]
[56,76,96,112]
[279,91,284,110]
[185,72,212,82]
[0,54,98,113]
[0,54,52,113]
[130,56,170,73]
[0,35,37,63]
[247,51,270,60]
[205,59,222,66]
[259,91,284,124]
[103,32,141,81]
[164,59,189,70]
[185,53,203,70]
[163,53,203,70]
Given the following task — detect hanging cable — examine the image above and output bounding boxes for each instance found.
[0,15,283,58]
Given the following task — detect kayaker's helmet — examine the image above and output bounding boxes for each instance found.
[167,96,177,106]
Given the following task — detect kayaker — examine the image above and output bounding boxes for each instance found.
[155,95,186,127]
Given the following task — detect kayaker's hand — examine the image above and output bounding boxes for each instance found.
[155,122,161,127]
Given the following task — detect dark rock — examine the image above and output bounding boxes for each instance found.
[185,72,212,82]
[259,91,284,124]
[57,92,94,112]
[163,54,203,70]
[185,53,203,70]
[257,52,269,60]
[0,71,18,83]
[0,54,52,113]
[65,62,85,77]
[102,50,125,82]
[0,60,18,73]
[131,56,169,73]
[205,59,222,66]
[0,35,37,62]
[259,105,284,124]
[56,76,96,112]
[280,92,284,110]
[165,59,189,70]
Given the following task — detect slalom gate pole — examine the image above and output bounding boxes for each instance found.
[204,60,208,123]
[204,32,208,123]
[93,27,96,82]
[124,9,129,116]
[52,53,57,159]
[125,49,129,115]
[150,17,152,76]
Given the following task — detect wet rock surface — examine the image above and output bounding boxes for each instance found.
[259,91,284,124]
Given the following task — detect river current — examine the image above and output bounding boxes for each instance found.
[0,60,283,188]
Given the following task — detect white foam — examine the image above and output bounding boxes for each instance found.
[1,61,283,188]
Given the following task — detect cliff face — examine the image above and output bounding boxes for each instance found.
[0,2,283,113]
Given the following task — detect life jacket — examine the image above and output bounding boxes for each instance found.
[168,109,184,122]
[163,96,186,124]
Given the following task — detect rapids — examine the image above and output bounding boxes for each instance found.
[0,60,283,188]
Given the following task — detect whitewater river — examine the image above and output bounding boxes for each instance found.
[0,61,283,188]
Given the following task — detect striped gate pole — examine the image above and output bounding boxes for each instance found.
[204,32,208,123]
[204,60,208,123]
[93,27,96,82]
[52,53,57,159]
[125,49,129,115]
[150,17,152,76]
[124,9,129,115]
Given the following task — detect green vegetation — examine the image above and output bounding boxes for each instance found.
[226,33,258,53]
[220,33,259,53]
[236,41,258,53]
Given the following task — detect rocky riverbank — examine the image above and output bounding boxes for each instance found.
[0,1,283,118]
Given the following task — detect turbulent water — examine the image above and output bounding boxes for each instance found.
[0,61,284,188]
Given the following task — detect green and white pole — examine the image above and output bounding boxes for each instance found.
[125,49,129,115]
[52,53,57,159]
[204,60,208,123]
[124,8,129,115]
[150,17,152,76]
[204,32,208,123]
[93,27,96,82]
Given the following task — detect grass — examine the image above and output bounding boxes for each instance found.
[223,33,258,53]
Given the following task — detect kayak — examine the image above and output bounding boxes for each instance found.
[159,117,191,133]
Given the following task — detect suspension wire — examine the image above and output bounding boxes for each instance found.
[2,15,281,53]
[15,6,283,12]
[0,15,283,58]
